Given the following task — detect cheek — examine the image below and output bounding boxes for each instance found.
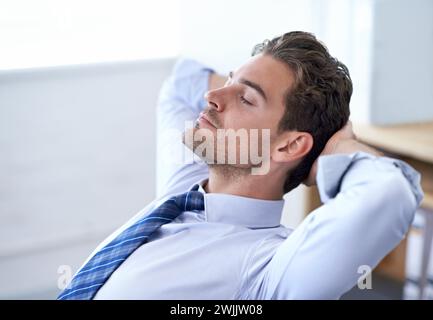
[224,103,280,133]
[224,109,262,130]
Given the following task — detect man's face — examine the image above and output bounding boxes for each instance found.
[184,54,295,172]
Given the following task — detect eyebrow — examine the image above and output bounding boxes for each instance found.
[240,78,268,102]
[229,71,268,102]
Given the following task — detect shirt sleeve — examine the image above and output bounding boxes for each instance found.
[156,58,214,197]
[256,152,424,299]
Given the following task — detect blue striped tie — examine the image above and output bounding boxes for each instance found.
[57,184,204,300]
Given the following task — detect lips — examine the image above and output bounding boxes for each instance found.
[198,112,217,128]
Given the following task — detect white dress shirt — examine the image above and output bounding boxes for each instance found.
[89,58,423,299]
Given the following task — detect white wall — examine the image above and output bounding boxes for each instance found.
[318,0,433,125]
[0,59,175,298]
[0,0,180,70]
[179,0,319,74]
[370,0,433,124]
[318,0,375,124]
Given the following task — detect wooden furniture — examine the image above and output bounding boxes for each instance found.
[304,121,433,299]
[352,122,433,209]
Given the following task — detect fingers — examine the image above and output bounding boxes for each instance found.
[302,120,355,187]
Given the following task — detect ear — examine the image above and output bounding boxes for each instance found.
[272,131,313,163]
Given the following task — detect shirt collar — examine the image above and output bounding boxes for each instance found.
[192,179,284,229]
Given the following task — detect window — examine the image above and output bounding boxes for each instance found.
[0,0,180,70]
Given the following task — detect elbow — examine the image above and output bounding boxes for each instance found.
[377,170,422,237]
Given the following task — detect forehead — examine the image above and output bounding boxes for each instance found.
[235,54,295,104]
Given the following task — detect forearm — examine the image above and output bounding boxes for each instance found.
[264,152,423,299]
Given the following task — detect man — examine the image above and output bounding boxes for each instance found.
[59,31,423,299]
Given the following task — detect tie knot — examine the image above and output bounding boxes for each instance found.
[176,190,205,212]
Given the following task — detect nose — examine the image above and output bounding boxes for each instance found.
[204,88,225,112]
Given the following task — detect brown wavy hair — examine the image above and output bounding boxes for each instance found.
[252,31,352,192]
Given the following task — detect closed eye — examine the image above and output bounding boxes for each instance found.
[240,96,253,106]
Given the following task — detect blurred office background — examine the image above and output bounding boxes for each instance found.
[0,0,432,299]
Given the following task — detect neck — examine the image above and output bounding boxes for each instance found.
[204,165,286,200]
